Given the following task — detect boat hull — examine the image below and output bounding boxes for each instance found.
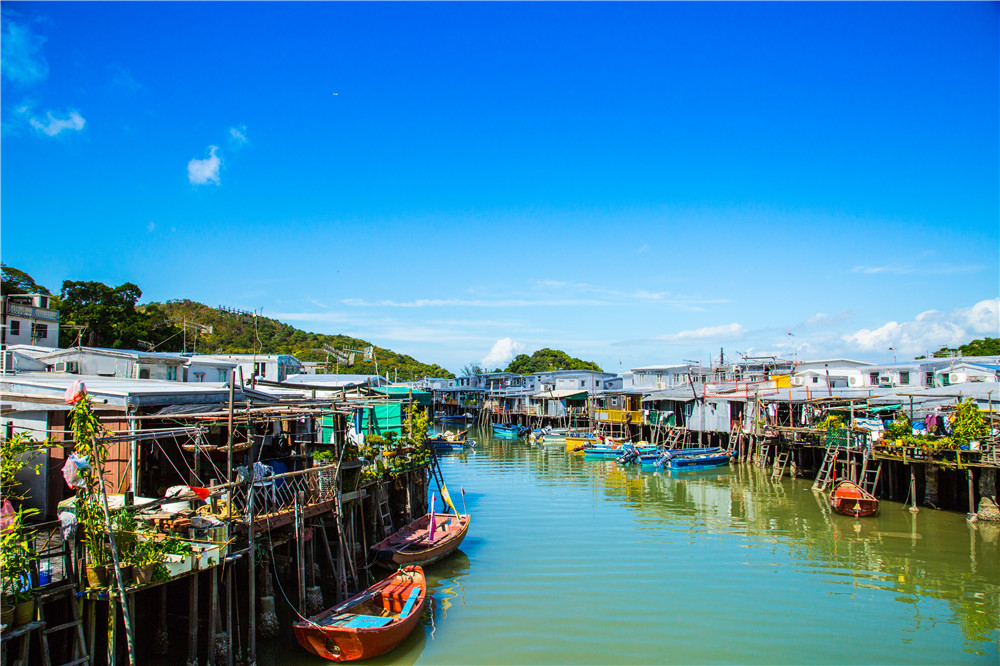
[294,566,426,662]
[830,480,879,517]
[371,513,471,568]
[657,448,733,470]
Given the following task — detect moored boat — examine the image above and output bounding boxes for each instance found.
[565,433,601,451]
[655,447,733,470]
[294,566,426,662]
[371,511,471,568]
[428,430,474,451]
[585,442,657,460]
[830,479,879,518]
[491,423,528,437]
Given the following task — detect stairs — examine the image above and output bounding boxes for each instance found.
[36,584,90,666]
[812,445,839,492]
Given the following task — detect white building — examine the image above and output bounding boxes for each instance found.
[196,353,304,383]
[1,293,60,348]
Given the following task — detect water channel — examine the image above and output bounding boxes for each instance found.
[270,427,999,664]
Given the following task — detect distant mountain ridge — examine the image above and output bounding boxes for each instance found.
[155,300,455,380]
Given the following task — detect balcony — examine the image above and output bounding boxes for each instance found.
[5,302,59,322]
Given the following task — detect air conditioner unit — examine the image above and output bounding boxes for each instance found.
[656,382,665,389]
[848,376,860,387]
[55,361,78,373]
[949,373,965,384]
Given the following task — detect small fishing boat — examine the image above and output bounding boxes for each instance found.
[655,447,733,470]
[294,566,426,662]
[830,479,879,518]
[371,511,471,568]
[585,442,657,460]
[616,444,664,466]
[491,423,528,437]
[565,433,601,451]
[428,430,474,451]
[437,413,472,424]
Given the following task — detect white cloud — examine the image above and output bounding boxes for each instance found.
[1,17,49,86]
[481,337,526,368]
[851,262,981,276]
[188,146,221,185]
[657,323,746,342]
[229,125,248,145]
[841,298,999,355]
[147,221,156,232]
[29,110,85,136]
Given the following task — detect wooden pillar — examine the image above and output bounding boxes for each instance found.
[208,566,218,666]
[909,465,919,513]
[188,570,199,666]
[296,491,306,617]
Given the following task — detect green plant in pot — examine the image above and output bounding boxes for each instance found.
[1,505,39,625]
[68,395,115,587]
[130,539,165,585]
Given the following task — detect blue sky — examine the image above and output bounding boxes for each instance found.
[2,2,997,375]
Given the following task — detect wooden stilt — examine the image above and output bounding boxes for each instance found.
[188,570,199,666]
[208,566,218,666]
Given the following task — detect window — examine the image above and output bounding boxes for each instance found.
[925,372,934,386]
[218,369,228,382]
[138,368,150,379]
[870,372,879,384]
[166,366,177,381]
[900,371,910,385]
[194,372,205,382]
[812,376,818,384]
[254,362,266,377]
[31,323,48,339]
[9,320,20,336]
[580,380,585,387]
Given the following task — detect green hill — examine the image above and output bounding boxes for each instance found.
[155,300,454,380]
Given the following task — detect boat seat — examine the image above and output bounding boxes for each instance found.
[399,588,421,618]
[324,613,394,629]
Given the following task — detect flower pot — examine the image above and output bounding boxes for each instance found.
[135,563,158,585]
[86,564,109,588]
[1,604,14,627]
[116,565,134,588]
[14,598,35,626]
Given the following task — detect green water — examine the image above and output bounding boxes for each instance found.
[270,429,999,664]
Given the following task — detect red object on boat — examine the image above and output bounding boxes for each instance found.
[830,479,879,518]
[371,512,471,569]
[294,565,426,662]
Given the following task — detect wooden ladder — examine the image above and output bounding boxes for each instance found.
[812,445,839,491]
[36,583,90,666]
[771,450,791,481]
[375,483,394,538]
[859,453,882,495]
[756,442,771,468]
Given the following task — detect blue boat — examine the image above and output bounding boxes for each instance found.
[491,423,529,438]
[654,447,733,471]
[585,443,658,460]
[437,413,472,424]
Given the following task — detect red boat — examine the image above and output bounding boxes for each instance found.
[830,480,879,518]
[293,565,426,662]
[371,512,471,569]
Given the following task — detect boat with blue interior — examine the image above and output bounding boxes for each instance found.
[654,447,733,470]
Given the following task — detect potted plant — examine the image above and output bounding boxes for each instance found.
[131,539,165,585]
[1,505,38,625]
[68,395,116,588]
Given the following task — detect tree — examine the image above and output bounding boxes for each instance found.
[461,362,485,377]
[959,337,1000,356]
[506,348,602,374]
[1,264,50,295]
[58,280,182,350]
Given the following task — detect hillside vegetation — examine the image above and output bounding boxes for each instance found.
[505,348,603,374]
[156,300,454,379]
